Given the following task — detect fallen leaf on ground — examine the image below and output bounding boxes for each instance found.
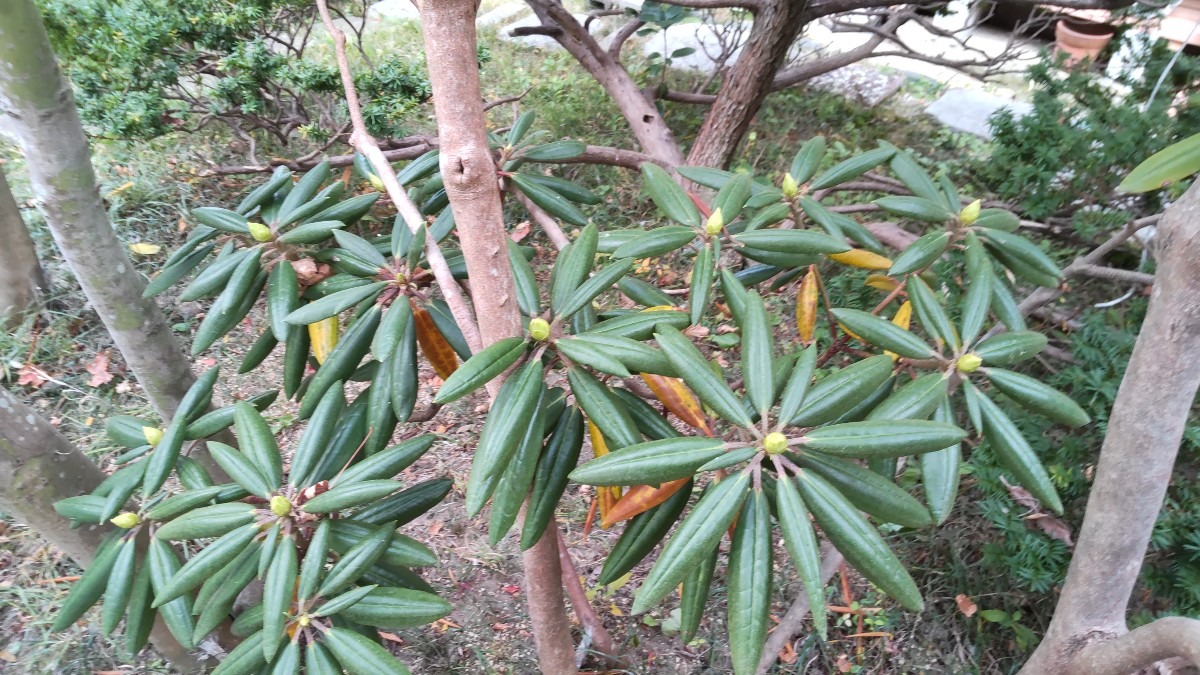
[1027,513,1074,546]
[17,364,47,388]
[955,594,978,617]
[510,220,532,242]
[128,242,161,255]
[1001,476,1041,511]
[378,631,404,645]
[86,350,115,387]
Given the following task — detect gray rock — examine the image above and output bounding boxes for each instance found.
[807,65,906,108]
[501,13,593,49]
[640,21,750,73]
[366,0,419,23]
[478,3,528,28]
[924,88,1032,139]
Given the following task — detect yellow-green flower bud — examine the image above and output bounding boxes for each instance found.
[959,199,982,226]
[529,318,551,342]
[763,432,789,455]
[368,174,386,192]
[269,495,292,517]
[782,173,800,199]
[111,512,140,529]
[142,426,164,447]
[957,353,983,373]
[704,208,724,237]
[248,222,273,242]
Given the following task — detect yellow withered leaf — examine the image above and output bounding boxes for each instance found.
[128,242,162,255]
[828,249,893,271]
[865,274,900,292]
[796,266,819,346]
[640,373,712,435]
[884,301,914,361]
[308,317,340,365]
[413,303,459,380]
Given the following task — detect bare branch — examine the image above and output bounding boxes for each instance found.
[510,188,571,250]
[656,0,761,8]
[608,18,646,59]
[1068,617,1200,675]
[755,543,844,674]
[315,0,484,353]
[556,528,626,666]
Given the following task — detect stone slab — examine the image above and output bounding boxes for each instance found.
[924,87,1033,138]
[807,64,907,108]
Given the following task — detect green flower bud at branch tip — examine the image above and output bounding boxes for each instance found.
[959,199,982,226]
[111,512,140,529]
[957,353,983,373]
[529,318,551,341]
[270,495,292,516]
[248,222,273,242]
[368,174,386,192]
[763,432,789,455]
[704,208,724,236]
[782,173,799,199]
[142,426,163,447]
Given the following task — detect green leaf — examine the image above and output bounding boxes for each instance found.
[52,533,121,631]
[887,230,951,276]
[318,522,396,598]
[632,473,749,614]
[466,361,545,515]
[874,196,953,222]
[550,223,599,311]
[260,535,297,660]
[521,140,587,161]
[775,477,827,638]
[655,323,753,428]
[796,471,923,610]
[889,151,943,205]
[921,396,961,524]
[558,258,635,318]
[978,227,1062,280]
[973,331,1047,366]
[960,232,992,347]
[152,524,257,608]
[206,441,275,498]
[976,392,1063,514]
[791,355,894,426]
[233,402,283,489]
[336,587,452,628]
[732,229,850,255]
[570,437,726,486]
[611,225,698,259]
[284,281,386,326]
[809,146,896,190]
[511,172,588,226]
[984,368,1090,427]
[797,452,932,528]
[192,207,250,234]
[488,388,548,545]
[321,627,412,675]
[802,420,966,458]
[101,540,137,635]
[154,501,257,541]
[507,240,542,316]
[567,367,641,449]
[435,336,527,404]
[834,308,934,358]
[523,407,586,550]
[211,631,266,675]
[689,242,714,325]
[583,310,688,340]
[641,163,699,226]
[727,489,772,675]
[146,538,196,649]
[906,277,960,352]
[790,136,826,184]
[1117,132,1200,193]
[556,337,632,378]
[740,291,774,416]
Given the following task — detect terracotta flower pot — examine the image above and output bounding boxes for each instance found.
[1055,18,1115,66]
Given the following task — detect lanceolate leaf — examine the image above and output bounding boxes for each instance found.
[466,361,545,515]
[641,163,699,227]
[632,473,749,614]
[775,477,828,638]
[732,229,850,256]
[984,368,1091,427]
[550,223,599,311]
[960,231,992,347]
[511,172,589,226]
[976,392,1064,513]
[809,146,896,190]
[567,367,641,450]
[611,225,698,260]
[834,308,934,358]
[921,396,961,524]
[973,331,1047,366]
[655,323,753,428]
[322,627,413,675]
[741,291,775,416]
[796,471,923,611]
[887,230,951,276]
[727,490,772,675]
[1117,132,1200,193]
[796,452,932,528]
[906,276,960,352]
[791,355,894,426]
[802,420,966,458]
[570,437,726,486]
[285,282,386,326]
[435,336,527,404]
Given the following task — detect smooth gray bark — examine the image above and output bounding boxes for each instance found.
[1022,182,1200,673]
[0,164,46,327]
[0,0,195,421]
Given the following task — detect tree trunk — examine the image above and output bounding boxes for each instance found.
[419,3,578,673]
[0,387,205,671]
[524,0,686,168]
[1021,181,1200,674]
[0,0,195,421]
[685,0,811,169]
[0,164,46,327]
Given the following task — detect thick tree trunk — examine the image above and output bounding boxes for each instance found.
[420,3,578,673]
[0,0,195,421]
[0,164,46,327]
[0,387,204,671]
[686,0,811,169]
[1022,182,1200,674]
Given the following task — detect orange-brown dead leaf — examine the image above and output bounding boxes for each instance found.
[955,594,978,617]
[86,350,115,387]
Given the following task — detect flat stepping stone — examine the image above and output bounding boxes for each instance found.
[924,88,1032,138]
[478,3,528,27]
[366,0,419,22]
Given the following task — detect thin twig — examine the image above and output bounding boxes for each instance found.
[315,0,484,354]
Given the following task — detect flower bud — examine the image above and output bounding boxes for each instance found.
[248,222,273,242]
[111,512,140,529]
[529,318,551,342]
[782,173,799,199]
[957,353,983,373]
[763,432,789,455]
[959,199,982,226]
[704,208,724,237]
[368,174,386,192]
[269,495,292,517]
[142,426,164,447]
